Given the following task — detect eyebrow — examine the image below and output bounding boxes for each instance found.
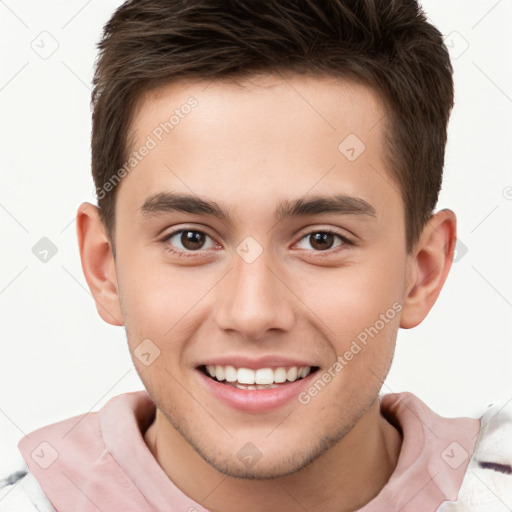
[140,191,377,224]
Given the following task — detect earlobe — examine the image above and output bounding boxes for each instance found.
[400,209,457,329]
[76,202,124,326]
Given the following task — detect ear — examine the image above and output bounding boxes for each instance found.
[76,202,123,326]
[400,209,457,329]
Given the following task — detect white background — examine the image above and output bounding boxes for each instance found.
[1,0,511,477]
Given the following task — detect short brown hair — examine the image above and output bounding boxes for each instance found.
[91,0,454,253]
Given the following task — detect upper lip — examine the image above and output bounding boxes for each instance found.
[197,355,318,370]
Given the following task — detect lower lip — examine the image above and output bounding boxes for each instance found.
[197,369,316,413]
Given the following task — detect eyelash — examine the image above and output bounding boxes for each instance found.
[160,228,353,258]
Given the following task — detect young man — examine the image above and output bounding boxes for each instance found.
[2,0,511,511]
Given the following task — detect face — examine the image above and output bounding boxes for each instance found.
[112,74,412,478]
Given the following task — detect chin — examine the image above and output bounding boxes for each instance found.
[200,449,314,480]
[194,430,344,481]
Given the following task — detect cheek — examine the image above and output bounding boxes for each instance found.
[116,257,223,377]
[303,260,405,340]
[117,254,209,335]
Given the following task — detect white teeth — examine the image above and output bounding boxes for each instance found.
[286,367,298,381]
[237,368,255,384]
[233,383,280,390]
[204,365,312,385]
[225,365,237,382]
[274,367,287,383]
[255,368,274,385]
[215,365,225,381]
[299,367,311,379]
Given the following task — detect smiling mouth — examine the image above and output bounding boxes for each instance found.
[199,365,320,390]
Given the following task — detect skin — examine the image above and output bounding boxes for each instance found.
[77,73,456,512]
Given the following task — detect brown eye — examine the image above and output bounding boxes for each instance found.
[309,232,336,251]
[295,230,350,253]
[180,230,206,250]
[163,229,216,253]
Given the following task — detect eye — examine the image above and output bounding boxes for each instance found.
[160,227,352,258]
[295,230,351,252]
[161,229,217,255]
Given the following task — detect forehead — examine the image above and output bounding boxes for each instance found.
[130,73,388,149]
[117,73,401,228]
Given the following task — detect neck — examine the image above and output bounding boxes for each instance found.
[144,398,402,512]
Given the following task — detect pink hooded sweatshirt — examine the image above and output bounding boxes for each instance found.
[3,390,512,511]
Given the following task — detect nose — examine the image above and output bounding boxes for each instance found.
[214,248,296,341]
